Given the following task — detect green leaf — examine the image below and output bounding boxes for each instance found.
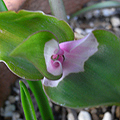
[27,80,54,120]
[10,31,62,80]
[70,1,120,19]
[0,10,74,80]
[19,81,37,120]
[44,30,120,108]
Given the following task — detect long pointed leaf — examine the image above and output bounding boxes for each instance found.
[27,80,54,120]
[19,81,37,120]
[71,1,120,18]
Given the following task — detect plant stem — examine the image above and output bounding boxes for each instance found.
[48,0,67,21]
[0,0,8,11]
[27,80,54,120]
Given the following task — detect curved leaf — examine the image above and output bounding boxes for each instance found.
[44,30,120,108]
[19,81,37,120]
[0,10,74,80]
[10,31,62,80]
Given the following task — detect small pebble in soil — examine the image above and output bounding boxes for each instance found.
[89,22,94,27]
[5,100,10,105]
[85,28,94,34]
[12,112,20,120]
[4,104,16,117]
[93,10,101,18]
[110,16,120,27]
[67,112,75,120]
[78,110,92,120]
[101,8,115,17]
[8,96,16,104]
[102,112,112,120]
[15,95,19,101]
[84,12,93,20]
[74,28,85,35]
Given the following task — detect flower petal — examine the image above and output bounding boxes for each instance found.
[42,77,63,87]
[43,33,99,87]
[60,32,99,77]
[44,39,63,76]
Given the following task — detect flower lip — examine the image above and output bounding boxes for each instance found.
[44,39,63,76]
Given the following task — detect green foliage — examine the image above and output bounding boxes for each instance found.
[0,10,74,80]
[44,30,120,108]
[10,31,62,80]
[27,80,54,120]
[19,81,37,120]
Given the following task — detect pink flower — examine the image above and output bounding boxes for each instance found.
[42,33,99,87]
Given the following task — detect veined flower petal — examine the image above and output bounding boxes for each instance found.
[60,33,99,77]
